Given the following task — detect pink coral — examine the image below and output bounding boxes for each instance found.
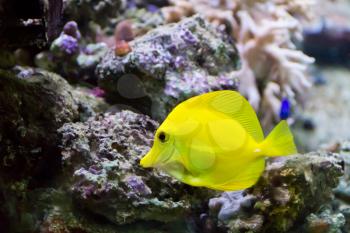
[162,0,316,128]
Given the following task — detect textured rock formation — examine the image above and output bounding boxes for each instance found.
[59,110,213,225]
[0,69,79,232]
[97,15,239,120]
[0,68,109,232]
[208,152,343,233]
[35,21,108,82]
[63,0,123,29]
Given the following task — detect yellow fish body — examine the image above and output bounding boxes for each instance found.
[140,90,297,191]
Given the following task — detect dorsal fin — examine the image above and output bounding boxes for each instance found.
[182,90,264,142]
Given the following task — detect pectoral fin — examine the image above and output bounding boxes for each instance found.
[188,138,216,171]
[162,160,204,187]
[207,157,265,191]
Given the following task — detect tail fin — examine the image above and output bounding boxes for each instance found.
[262,120,297,157]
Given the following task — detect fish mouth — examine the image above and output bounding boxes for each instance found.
[140,146,175,168]
[140,150,155,168]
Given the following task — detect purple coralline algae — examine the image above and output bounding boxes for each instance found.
[51,21,82,57]
[35,21,108,82]
[96,15,240,120]
[56,34,79,55]
[180,28,198,45]
[63,21,81,40]
[207,152,343,233]
[59,110,212,225]
[89,87,106,98]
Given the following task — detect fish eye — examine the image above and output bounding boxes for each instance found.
[158,131,168,143]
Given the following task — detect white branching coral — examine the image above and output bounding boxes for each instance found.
[161,0,315,128]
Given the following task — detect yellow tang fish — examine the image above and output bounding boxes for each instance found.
[140,90,297,191]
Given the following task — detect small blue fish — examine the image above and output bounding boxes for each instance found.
[279,98,291,120]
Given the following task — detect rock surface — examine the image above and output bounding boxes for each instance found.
[0,68,110,232]
[0,69,79,232]
[35,21,108,82]
[63,0,124,29]
[207,152,344,233]
[59,110,212,225]
[0,69,79,180]
[97,15,240,120]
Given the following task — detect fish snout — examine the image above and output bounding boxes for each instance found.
[140,151,155,168]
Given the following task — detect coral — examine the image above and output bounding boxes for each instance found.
[115,20,135,42]
[53,34,80,55]
[77,43,109,72]
[209,191,257,222]
[89,87,106,98]
[208,152,343,233]
[63,21,81,40]
[121,7,167,38]
[97,15,239,120]
[63,0,124,29]
[35,21,108,83]
[161,0,315,128]
[58,110,213,225]
[115,40,132,56]
[95,8,166,48]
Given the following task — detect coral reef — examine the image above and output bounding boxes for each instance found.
[59,110,213,225]
[0,76,211,232]
[0,66,347,232]
[2,1,350,233]
[207,152,343,233]
[161,0,315,128]
[35,21,108,82]
[97,15,239,120]
[18,188,192,233]
[63,0,124,29]
[115,3,167,39]
[303,141,350,233]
